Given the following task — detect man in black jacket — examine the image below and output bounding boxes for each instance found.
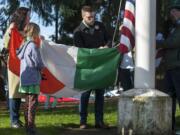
[156,2,180,131]
[73,5,111,129]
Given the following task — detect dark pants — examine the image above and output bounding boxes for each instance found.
[0,77,6,101]
[24,94,38,130]
[164,68,180,130]
[0,66,9,109]
[119,68,134,91]
[79,89,104,125]
[9,98,21,124]
[5,90,9,110]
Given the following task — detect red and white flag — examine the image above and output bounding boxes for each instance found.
[118,0,135,53]
[119,0,164,68]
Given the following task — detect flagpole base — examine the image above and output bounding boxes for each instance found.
[117,89,172,135]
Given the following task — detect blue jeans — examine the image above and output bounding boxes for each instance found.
[164,68,180,130]
[9,98,21,124]
[79,89,104,125]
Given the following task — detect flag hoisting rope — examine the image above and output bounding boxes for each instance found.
[112,0,123,47]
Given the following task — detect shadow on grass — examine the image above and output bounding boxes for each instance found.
[0,124,117,135]
[0,128,26,135]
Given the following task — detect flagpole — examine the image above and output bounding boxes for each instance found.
[134,0,156,88]
[117,0,172,134]
[112,0,123,47]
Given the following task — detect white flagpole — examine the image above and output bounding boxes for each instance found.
[134,0,156,88]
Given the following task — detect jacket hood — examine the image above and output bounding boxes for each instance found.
[16,41,32,60]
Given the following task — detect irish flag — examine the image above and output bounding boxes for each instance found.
[40,41,121,97]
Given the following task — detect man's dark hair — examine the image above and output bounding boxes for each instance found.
[10,7,30,31]
[81,5,94,13]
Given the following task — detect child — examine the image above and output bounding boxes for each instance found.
[17,22,44,135]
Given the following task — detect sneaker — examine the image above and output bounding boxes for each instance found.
[11,120,24,128]
[80,124,87,129]
[95,123,110,129]
[11,123,22,128]
[18,120,24,127]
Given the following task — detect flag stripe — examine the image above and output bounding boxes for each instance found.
[121,26,135,49]
[125,0,135,17]
[118,44,129,53]
[40,41,78,88]
[74,48,121,89]
[119,0,135,53]
[124,10,135,26]
[120,35,132,50]
[126,0,135,6]
[123,18,135,34]
[41,41,121,94]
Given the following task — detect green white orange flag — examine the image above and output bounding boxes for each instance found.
[7,29,121,97]
[8,27,23,76]
[40,41,121,97]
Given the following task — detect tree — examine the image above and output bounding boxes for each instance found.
[28,0,84,43]
[0,0,20,37]
[28,0,123,44]
[58,0,123,45]
[99,0,125,44]
[1,0,169,45]
[0,0,121,44]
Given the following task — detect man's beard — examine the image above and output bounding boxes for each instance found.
[86,20,94,26]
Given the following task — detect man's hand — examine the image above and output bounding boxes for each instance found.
[99,45,109,49]
[103,45,109,48]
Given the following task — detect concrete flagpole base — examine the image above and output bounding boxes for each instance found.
[117,89,172,135]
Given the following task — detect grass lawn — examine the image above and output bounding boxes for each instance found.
[0,98,118,135]
[0,97,180,135]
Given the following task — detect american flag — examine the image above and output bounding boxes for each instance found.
[119,0,163,67]
[118,0,135,53]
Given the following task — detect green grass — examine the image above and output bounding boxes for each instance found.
[1,98,180,135]
[0,99,118,135]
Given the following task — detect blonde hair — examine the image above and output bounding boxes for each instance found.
[24,22,40,40]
